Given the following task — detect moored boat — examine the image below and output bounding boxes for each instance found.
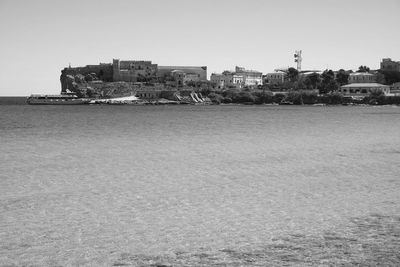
[26,94,90,105]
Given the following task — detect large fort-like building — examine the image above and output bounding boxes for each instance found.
[381,58,400,72]
[112,59,158,82]
[61,59,207,92]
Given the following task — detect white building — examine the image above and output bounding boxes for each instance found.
[235,66,262,87]
[210,72,244,89]
[211,66,262,89]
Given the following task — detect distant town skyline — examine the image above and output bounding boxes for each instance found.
[0,0,399,96]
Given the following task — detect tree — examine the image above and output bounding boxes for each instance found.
[321,70,335,84]
[335,69,349,85]
[304,73,321,89]
[233,91,255,103]
[357,65,370,73]
[320,70,339,94]
[375,72,386,84]
[323,81,339,94]
[294,79,307,90]
[379,70,400,85]
[286,67,299,82]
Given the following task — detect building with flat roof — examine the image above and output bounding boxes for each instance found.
[210,73,225,89]
[263,71,285,85]
[210,72,244,89]
[211,66,262,89]
[235,66,263,87]
[157,66,207,81]
[381,58,400,72]
[113,59,158,82]
[340,83,390,96]
[348,72,376,84]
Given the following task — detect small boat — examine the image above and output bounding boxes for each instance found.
[26,94,90,105]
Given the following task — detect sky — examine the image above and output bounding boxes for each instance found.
[0,0,399,96]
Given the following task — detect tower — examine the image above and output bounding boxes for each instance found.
[113,59,120,81]
[294,50,302,72]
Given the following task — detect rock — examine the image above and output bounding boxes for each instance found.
[74,74,85,83]
[85,73,98,82]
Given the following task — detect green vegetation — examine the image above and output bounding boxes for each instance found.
[336,69,350,86]
[357,65,370,73]
[378,70,400,85]
[203,89,400,106]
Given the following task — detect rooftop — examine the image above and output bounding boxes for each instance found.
[349,72,374,76]
[266,71,286,75]
[341,83,389,88]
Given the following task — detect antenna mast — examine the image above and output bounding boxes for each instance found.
[294,50,302,72]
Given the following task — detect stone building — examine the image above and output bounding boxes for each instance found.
[184,73,202,84]
[60,63,113,92]
[210,73,226,89]
[157,66,207,82]
[210,72,244,89]
[60,59,208,92]
[381,58,400,72]
[263,71,285,85]
[113,59,158,82]
[170,70,186,87]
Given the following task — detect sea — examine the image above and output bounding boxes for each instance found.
[1,99,400,266]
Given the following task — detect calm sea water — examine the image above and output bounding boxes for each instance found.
[1,104,400,266]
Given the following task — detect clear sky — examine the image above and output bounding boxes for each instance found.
[0,0,399,96]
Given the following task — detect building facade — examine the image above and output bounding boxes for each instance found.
[157,66,207,81]
[381,58,400,72]
[210,72,244,89]
[210,73,226,89]
[113,59,158,82]
[235,66,262,87]
[136,90,162,99]
[210,66,262,89]
[340,83,390,96]
[263,71,285,85]
[348,72,376,83]
[60,59,207,92]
